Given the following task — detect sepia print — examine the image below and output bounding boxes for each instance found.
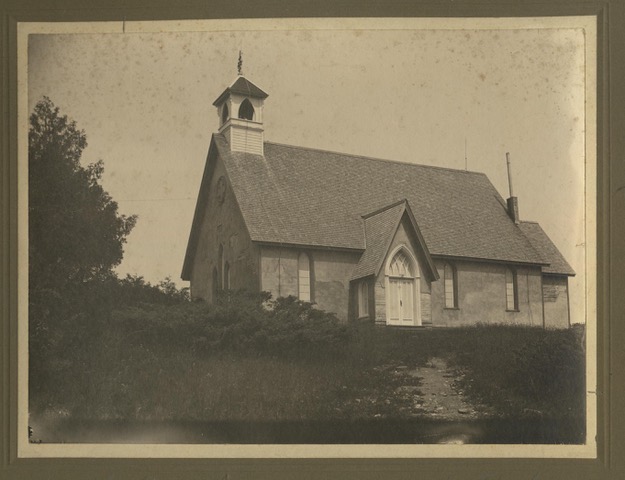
[18,17,597,458]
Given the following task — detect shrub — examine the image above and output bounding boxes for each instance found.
[108,291,348,359]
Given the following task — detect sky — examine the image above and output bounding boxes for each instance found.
[26,19,592,324]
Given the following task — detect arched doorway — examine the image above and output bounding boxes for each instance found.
[385,246,421,326]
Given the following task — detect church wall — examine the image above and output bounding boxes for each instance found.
[259,246,360,321]
[374,215,433,326]
[189,156,259,301]
[313,250,361,321]
[430,259,545,327]
[542,275,571,328]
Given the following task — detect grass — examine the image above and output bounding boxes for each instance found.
[29,297,586,424]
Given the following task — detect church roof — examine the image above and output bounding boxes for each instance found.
[212,76,269,106]
[212,134,551,267]
[351,200,438,281]
[518,222,575,276]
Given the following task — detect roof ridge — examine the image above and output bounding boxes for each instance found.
[264,141,488,176]
[361,199,406,219]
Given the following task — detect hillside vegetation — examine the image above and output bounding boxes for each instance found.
[30,289,585,423]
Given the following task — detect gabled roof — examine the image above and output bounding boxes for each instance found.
[518,221,576,276]
[351,200,438,281]
[212,76,269,106]
[211,134,547,266]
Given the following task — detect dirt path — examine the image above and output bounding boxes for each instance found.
[390,357,493,420]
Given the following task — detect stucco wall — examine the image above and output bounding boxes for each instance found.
[189,155,259,301]
[374,215,433,326]
[542,275,570,329]
[430,259,544,327]
[260,246,360,321]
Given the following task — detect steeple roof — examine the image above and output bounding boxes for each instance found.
[212,76,269,106]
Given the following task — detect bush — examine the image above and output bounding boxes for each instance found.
[109,291,348,359]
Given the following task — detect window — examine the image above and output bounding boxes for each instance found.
[298,253,311,302]
[212,267,218,299]
[238,98,255,120]
[506,268,518,311]
[221,103,229,125]
[358,281,369,318]
[218,244,224,289]
[388,250,412,277]
[444,263,458,309]
[224,262,231,290]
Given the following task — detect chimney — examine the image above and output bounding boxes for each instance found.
[506,152,520,224]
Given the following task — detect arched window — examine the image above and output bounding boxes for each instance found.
[221,103,229,125]
[238,98,255,120]
[218,244,224,290]
[444,263,458,309]
[388,250,412,277]
[298,252,311,302]
[224,262,231,290]
[212,267,218,299]
[358,281,369,318]
[505,268,518,311]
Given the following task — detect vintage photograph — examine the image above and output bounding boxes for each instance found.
[19,17,595,455]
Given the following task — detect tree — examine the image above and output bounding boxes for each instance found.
[28,97,137,308]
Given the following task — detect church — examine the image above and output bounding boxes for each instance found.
[181,74,575,329]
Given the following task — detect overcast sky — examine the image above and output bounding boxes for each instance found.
[26,19,591,324]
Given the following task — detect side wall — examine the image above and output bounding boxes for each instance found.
[430,259,544,327]
[189,156,259,301]
[259,246,361,321]
[373,216,433,326]
[542,275,571,328]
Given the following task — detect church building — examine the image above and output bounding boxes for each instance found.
[181,75,575,329]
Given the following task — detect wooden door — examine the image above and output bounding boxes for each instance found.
[388,278,415,325]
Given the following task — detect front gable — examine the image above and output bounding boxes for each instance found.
[181,135,258,299]
[351,200,438,283]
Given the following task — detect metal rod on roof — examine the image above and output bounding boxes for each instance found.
[237,50,243,76]
[506,151,514,197]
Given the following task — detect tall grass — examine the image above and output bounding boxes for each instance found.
[30,292,585,422]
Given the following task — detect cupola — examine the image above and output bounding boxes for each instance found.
[212,75,269,156]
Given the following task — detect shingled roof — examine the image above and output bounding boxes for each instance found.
[212,76,269,106]
[350,200,438,281]
[518,222,575,276]
[212,134,549,267]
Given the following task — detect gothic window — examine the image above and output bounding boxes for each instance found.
[212,267,218,299]
[444,263,458,309]
[238,98,255,120]
[218,244,224,290]
[506,268,518,311]
[388,250,412,277]
[221,103,229,125]
[358,281,369,318]
[298,252,311,302]
[224,262,231,290]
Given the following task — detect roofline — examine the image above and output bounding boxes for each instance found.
[399,201,440,281]
[264,141,489,176]
[430,253,549,268]
[181,136,219,280]
[252,240,365,253]
[542,271,576,277]
[362,199,407,219]
[212,76,269,106]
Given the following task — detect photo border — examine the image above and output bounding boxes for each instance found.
[2,0,622,478]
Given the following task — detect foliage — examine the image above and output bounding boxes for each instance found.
[29,97,137,293]
[110,291,347,358]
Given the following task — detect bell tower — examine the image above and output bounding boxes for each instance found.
[212,71,268,156]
